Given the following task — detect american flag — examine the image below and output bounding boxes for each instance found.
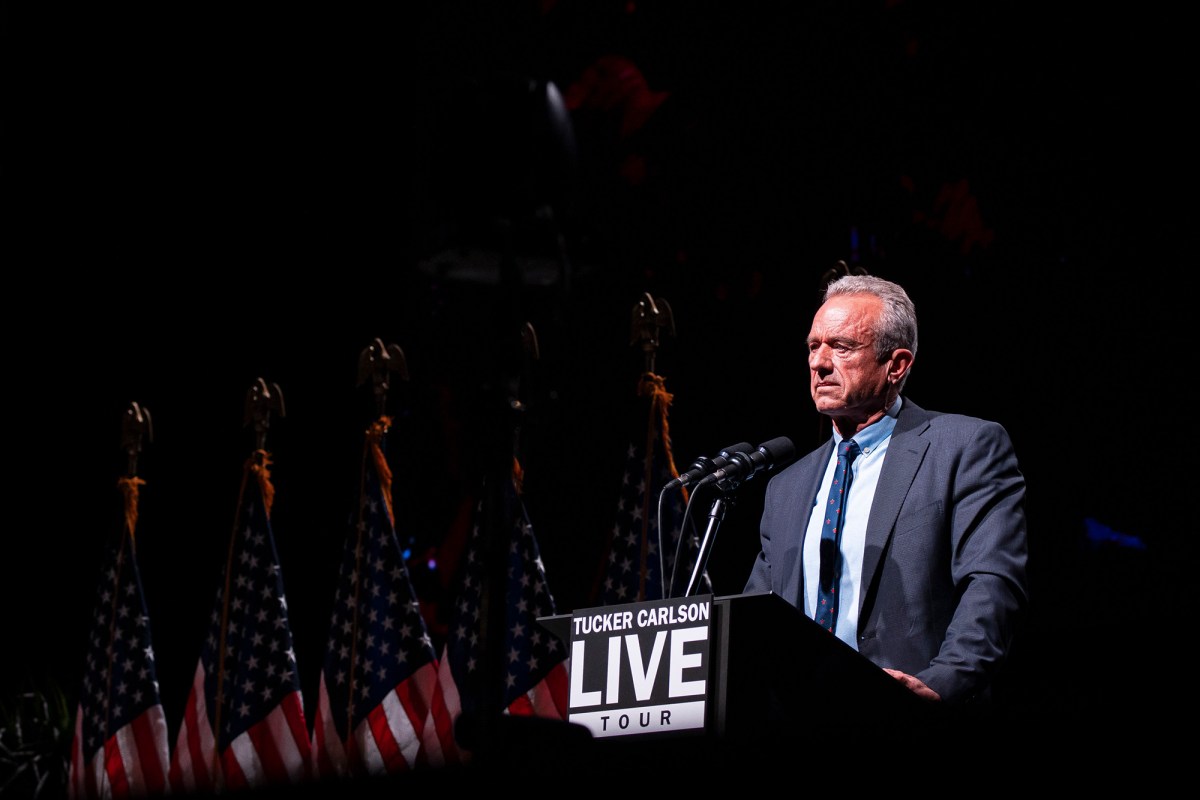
[68,477,171,799]
[166,452,311,794]
[435,462,570,760]
[599,372,710,604]
[310,418,455,777]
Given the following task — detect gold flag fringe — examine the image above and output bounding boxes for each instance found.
[117,475,146,540]
[248,450,276,518]
[512,456,524,496]
[637,371,687,601]
[366,416,395,528]
[638,372,685,498]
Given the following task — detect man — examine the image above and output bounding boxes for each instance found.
[744,274,1028,705]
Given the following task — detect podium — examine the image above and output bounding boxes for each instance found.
[708,591,941,739]
[539,591,942,748]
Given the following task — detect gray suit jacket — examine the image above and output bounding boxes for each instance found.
[743,397,1029,703]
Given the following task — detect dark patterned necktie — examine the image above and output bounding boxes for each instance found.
[815,439,860,633]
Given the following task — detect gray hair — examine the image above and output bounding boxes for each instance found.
[824,274,918,390]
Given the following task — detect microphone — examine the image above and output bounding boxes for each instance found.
[696,436,796,489]
[664,442,753,490]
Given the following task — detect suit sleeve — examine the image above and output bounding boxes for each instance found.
[743,496,774,595]
[919,419,1029,703]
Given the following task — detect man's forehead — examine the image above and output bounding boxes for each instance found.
[810,298,877,339]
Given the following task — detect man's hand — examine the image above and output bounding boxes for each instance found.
[883,668,941,701]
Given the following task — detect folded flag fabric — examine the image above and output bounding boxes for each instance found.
[311,417,455,777]
[435,460,570,760]
[167,452,311,795]
[68,476,171,799]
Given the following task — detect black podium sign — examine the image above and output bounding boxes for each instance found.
[563,595,714,740]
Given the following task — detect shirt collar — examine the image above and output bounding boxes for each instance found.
[833,396,901,456]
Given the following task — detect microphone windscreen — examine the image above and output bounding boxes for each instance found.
[760,436,796,463]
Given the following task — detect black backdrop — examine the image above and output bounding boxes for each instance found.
[5,0,1188,772]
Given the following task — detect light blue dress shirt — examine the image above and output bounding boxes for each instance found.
[802,396,902,649]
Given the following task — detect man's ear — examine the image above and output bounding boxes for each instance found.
[889,349,914,384]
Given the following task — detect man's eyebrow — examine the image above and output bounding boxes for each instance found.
[810,335,864,346]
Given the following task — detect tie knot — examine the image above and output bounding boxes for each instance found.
[839,439,861,461]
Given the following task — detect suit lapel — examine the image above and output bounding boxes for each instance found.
[858,400,931,613]
[788,442,832,602]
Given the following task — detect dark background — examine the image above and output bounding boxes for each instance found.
[5,0,1189,775]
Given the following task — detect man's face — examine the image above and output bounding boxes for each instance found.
[807,294,892,423]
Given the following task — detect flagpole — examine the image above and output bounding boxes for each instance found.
[638,383,656,601]
[101,403,152,764]
[469,310,539,761]
[346,340,409,749]
[70,402,172,799]
[631,294,675,599]
[210,379,285,786]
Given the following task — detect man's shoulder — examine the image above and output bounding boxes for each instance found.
[899,398,1008,436]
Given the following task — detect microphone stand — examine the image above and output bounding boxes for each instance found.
[683,482,735,598]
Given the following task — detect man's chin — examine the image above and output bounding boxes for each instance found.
[812,398,842,414]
